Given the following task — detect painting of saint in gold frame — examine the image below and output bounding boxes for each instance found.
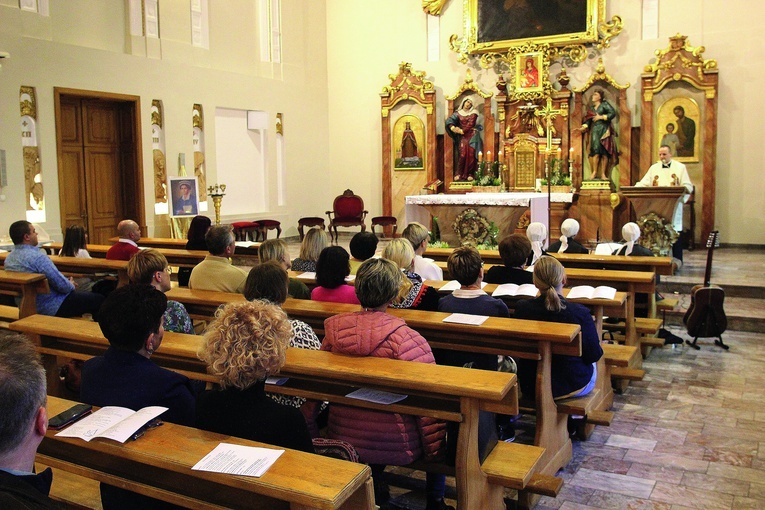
[656,97,700,163]
[393,115,426,170]
[468,0,602,54]
[515,52,544,93]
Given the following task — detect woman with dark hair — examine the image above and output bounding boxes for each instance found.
[484,233,534,285]
[178,215,211,287]
[59,225,90,258]
[306,258,449,510]
[244,261,321,408]
[310,246,359,304]
[513,257,603,401]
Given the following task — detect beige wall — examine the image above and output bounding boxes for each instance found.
[325,0,765,245]
[1,1,763,244]
[0,0,330,240]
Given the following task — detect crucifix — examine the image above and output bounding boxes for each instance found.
[533,96,568,243]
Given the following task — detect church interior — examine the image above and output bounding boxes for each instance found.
[1,1,765,509]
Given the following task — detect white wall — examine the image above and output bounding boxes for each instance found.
[0,0,330,240]
[325,0,765,245]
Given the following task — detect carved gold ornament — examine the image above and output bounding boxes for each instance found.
[381,62,435,116]
[637,212,678,256]
[643,34,718,95]
[574,58,630,93]
[446,69,492,101]
[452,208,492,246]
[422,0,449,16]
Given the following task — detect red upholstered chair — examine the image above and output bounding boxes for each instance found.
[231,221,260,242]
[255,219,281,241]
[326,189,368,242]
[297,217,326,241]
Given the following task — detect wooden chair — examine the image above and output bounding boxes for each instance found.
[370,216,398,238]
[255,219,281,240]
[231,221,260,241]
[326,189,368,242]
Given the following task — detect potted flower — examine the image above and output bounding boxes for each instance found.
[471,160,503,193]
[541,158,572,193]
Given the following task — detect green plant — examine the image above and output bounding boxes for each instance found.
[429,217,441,242]
[474,161,502,187]
[541,158,572,186]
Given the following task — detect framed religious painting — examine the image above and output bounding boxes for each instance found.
[515,52,544,94]
[655,97,700,163]
[169,176,199,218]
[466,0,605,54]
[392,114,426,170]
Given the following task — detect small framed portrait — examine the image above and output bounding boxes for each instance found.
[656,97,700,163]
[515,52,544,93]
[169,176,199,218]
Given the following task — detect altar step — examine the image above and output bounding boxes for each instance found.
[656,287,765,334]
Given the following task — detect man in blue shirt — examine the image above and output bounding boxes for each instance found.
[5,221,103,317]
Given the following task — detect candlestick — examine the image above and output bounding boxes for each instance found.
[207,183,227,225]
[478,151,483,162]
[569,147,574,174]
[487,150,492,162]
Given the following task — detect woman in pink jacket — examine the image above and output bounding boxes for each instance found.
[306,257,450,510]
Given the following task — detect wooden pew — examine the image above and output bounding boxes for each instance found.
[108,236,262,257]
[43,242,209,269]
[424,247,673,276]
[162,287,588,507]
[13,315,551,510]
[43,395,374,510]
[0,252,130,288]
[0,270,50,323]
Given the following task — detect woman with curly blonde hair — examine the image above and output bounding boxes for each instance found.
[196,300,314,452]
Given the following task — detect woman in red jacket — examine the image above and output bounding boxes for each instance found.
[305,257,450,510]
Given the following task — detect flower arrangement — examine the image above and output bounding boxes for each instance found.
[541,158,572,187]
[474,159,502,187]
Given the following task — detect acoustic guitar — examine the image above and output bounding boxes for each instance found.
[683,231,728,350]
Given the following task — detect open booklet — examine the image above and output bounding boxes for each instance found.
[55,406,167,443]
[566,285,617,300]
[491,283,538,298]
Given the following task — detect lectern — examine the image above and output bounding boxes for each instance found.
[620,186,687,255]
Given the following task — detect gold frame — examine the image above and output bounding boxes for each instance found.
[656,97,700,164]
[392,114,426,171]
[450,0,622,65]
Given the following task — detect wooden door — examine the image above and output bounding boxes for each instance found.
[56,91,143,245]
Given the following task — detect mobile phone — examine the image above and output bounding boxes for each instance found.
[48,403,92,430]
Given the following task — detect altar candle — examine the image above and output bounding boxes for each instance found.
[499,150,503,160]
[487,151,492,162]
[478,151,483,162]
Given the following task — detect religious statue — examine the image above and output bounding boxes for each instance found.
[153,149,167,203]
[446,98,483,181]
[579,89,617,180]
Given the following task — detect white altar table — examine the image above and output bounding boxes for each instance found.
[405,192,573,246]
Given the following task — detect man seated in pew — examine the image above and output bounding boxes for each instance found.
[402,221,443,281]
[6,220,105,319]
[548,218,589,254]
[382,238,440,311]
[105,219,141,260]
[243,261,321,408]
[81,285,201,510]
[437,246,508,442]
[484,233,534,285]
[614,223,682,345]
[306,258,451,510]
[258,239,311,299]
[197,300,315,453]
[513,257,603,406]
[189,224,248,293]
[0,334,59,509]
[525,222,548,266]
[127,249,194,334]
[348,231,378,275]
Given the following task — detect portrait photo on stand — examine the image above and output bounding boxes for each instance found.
[169,176,200,217]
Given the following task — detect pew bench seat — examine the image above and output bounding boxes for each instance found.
[601,343,645,390]
[656,298,679,312]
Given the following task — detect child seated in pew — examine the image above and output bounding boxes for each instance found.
[348,231,378,275]
[197,300,315,453]
[382,238,440,311]
[81,285,202,510]
[243,261,321,408]
[310,246,360,305]
[548,218,590,254]
[483,233,534,285]
[525,222,548,266]
[305,258,451,510]
[513,257,603,401]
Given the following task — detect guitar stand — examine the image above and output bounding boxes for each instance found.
[685,305,728,351]
[686,336,729,351]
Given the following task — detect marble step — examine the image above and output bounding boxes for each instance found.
[657,293,764,334]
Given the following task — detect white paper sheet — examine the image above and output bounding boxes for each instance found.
[439,280,488,292]
[296,271,316,279]
[442,313,489,326]
[192,443,284,477]
[345,387,408,405]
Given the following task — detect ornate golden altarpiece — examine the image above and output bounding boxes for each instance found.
[639,34,718,246]
[380,63,437,229]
